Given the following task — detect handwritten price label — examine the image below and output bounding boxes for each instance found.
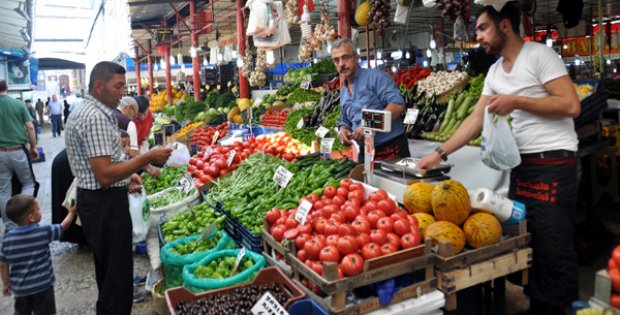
[320,138,335,154]
[315,126,329,139]
[403,108,420,125]
[227,150,236,167]
[295,200,313,225]
[273,166,293,188]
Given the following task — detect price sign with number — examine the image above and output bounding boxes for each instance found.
[315,126,329,138]
[296,118,304,129]
[227,150,236,167]
[231,247,246,276]
[403,108,420,125]
[251,292,289,315]
[204,147,213,159]
[178,172,194,193]
[273,166,294,188]
[295,200,313,225]
[212,131,220,145]
[321,138,335,154]
[300,81,311,90]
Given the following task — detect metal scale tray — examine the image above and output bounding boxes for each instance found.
[379,157,452,178]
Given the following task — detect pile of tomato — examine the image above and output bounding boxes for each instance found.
[260,111,289,128]
[190,123,228,150]
[251,132,312,160]
[266,178,421,291]
[188,143,254,188]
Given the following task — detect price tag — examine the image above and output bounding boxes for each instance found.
[227,150,236,167]
[247,107,253,121]
[321,138,335,154]
[300,80,311,90]
[251,292,289,315]
[273,165,294,188]
[315,126,329,138]
[403,108,420,125]
[295,200,313,225]
[204,147,213,159]
[231,247,246,276]
[296,118,304,129]
[212,131,220,145]
[195,222,217,244]
[178,172,194,193]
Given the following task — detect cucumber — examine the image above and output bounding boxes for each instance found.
[457,96,473,120]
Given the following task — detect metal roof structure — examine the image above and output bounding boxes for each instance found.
[0,0,34,59]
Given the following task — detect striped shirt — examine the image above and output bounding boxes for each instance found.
[0,224,62,297]
[65,95,130,189]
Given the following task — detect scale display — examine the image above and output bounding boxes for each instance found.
[361,109,391,132]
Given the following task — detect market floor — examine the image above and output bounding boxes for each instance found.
[0,121,616,315]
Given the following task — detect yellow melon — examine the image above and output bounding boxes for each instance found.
[404,182,435,213]
[463,213,502,248]
[413,212,435,235]
[355,1,371,26]
[424,221,466,255]
[431,180,471,226]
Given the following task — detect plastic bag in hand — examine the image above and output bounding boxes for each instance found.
[129,190,150,244]
[480,107,521,170]
[165,142,191,167]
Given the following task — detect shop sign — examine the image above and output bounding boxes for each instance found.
[156,28,174,45]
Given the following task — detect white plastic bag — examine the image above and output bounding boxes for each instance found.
[165,142,190,167]
[253,2,291,49]
[246,0,272,36]
[129,190,151,244]
[480,107,521,170]
[62,179,82,226]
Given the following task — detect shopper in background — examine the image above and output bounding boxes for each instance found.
[418,2,580,314]
[0,79,38,225]
[25,100,39,128]
[0,195,76,314]
[35,99,45,126]
[48,95,63,137]
[65,61,171,314]
[63,100,71,124]
[132,96,154,154]
[114,96,132,131]
[331,38,409,162]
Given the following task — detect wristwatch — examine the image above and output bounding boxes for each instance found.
[434,146,448,161]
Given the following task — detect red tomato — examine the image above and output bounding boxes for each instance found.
[356,232,371,247]
[330,212,346,224]
[326,234,340,247]
[613,246,620,270]
[313,234,327,244]
[610,258,617,272]
[361,242,382,260]
[319,245,341,263]
[386,232,401,248]
[214,158,227,169]
[285,217,299,229]
[337,188,349,199]
[297,224,312,234]
[304,238,325,260]
[313,219,327,234]
[370,229,388,245]
[187,165,197,173]
[337,235,359,255]
[332,195,345,207]
[376,217,394,233]
[393,219,412,236]
[400,233,421,249]
[275,217,286,226]
[348,183,364,192]
[407,214,419,227]
[367,210,386,228]
[323,186,337,198]
[284,228,299,240]
[195,160,205,170]
[306,193,320,204]
[339,178,353,190]
[271,224,287,242]
[297,249,307,261]
[295,233,312,249]
[219,169,229,177]
[337,224,356,237]
[352,218,371,234]
[199,174,212,183]
[340,254,364,276]
[377,200,396,215]
[347,190,365,204]
[365,201,378,212]
[380,243,398,255]
[311,261,324,276]
[369,189,389,202]
[612,293,620,309]
[323,204,339,216]
[343,205,360,222]
[324,222,339,236]
[313,201,326,211]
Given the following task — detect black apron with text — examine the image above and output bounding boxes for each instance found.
[357,132,410,163]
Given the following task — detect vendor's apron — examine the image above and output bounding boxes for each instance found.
[509,150,579,307]
[357,132,410,162]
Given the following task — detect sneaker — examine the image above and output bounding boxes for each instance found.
[133,275,147,286]
[133,285,144,303]
[145,268,163,292]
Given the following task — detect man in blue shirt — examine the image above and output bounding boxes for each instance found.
[332,38,409,161]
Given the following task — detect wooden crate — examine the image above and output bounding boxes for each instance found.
[284,239,435,314]
[436,247,533,311]
[262,228,293,276]
[433,220,531,271]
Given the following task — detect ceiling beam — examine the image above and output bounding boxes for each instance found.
[128,0,189,6]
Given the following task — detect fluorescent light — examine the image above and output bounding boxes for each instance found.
[429,39,436,49]
[391,50,403,60]
[314,58,319,64]
[391,66,397,72]
[607,59,612,65]
[426,49,432,58]
[575,59,581,66]
[423,60,429,67]
[377,51,382,59]
[405,51,411,59]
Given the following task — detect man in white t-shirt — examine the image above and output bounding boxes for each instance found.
[418,2,580,314]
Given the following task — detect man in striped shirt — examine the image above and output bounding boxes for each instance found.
[0,194,76,314]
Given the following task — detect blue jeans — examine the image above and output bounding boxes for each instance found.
[51,114,62,136]
[0,150,36,223]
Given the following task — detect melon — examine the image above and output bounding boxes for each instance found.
[424,221,466,255]
[463,213,502,248]
[404,182,435,214]
[413,212,435,235]
[354,1,371,26]
[431,180,471,226]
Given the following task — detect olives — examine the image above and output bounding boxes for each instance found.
[174,283,288,315]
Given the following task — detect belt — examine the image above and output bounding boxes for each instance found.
[520,150,576,159]
[0,147,23,152]
[78,186,128,192]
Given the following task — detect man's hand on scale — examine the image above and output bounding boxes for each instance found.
[417,153,442,170]
[339,127,353,145]
[352,127,365,141]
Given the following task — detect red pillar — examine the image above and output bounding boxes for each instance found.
[337,0,351,39]
[165,45,172,105]
[190,1,201,101]
[236,0,249,99]
[134,47,142,96]
[147,41,154,98]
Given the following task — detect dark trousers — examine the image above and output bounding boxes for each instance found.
[509,159,579,309]
[14,286,56,315]
[357,132,411,162]
[50,115,62,136]
[77,187,133,315]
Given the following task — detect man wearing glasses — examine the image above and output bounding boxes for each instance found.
[332,38,409,162]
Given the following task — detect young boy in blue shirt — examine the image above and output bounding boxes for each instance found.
[0,194,76,314]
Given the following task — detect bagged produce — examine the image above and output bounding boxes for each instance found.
[161,231,234,288]
[182,249,265,293]
[128,190,150,244]
[480,107,521,170]
[165,142,191,167]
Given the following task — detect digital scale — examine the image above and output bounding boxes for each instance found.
[361,108,452,204]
